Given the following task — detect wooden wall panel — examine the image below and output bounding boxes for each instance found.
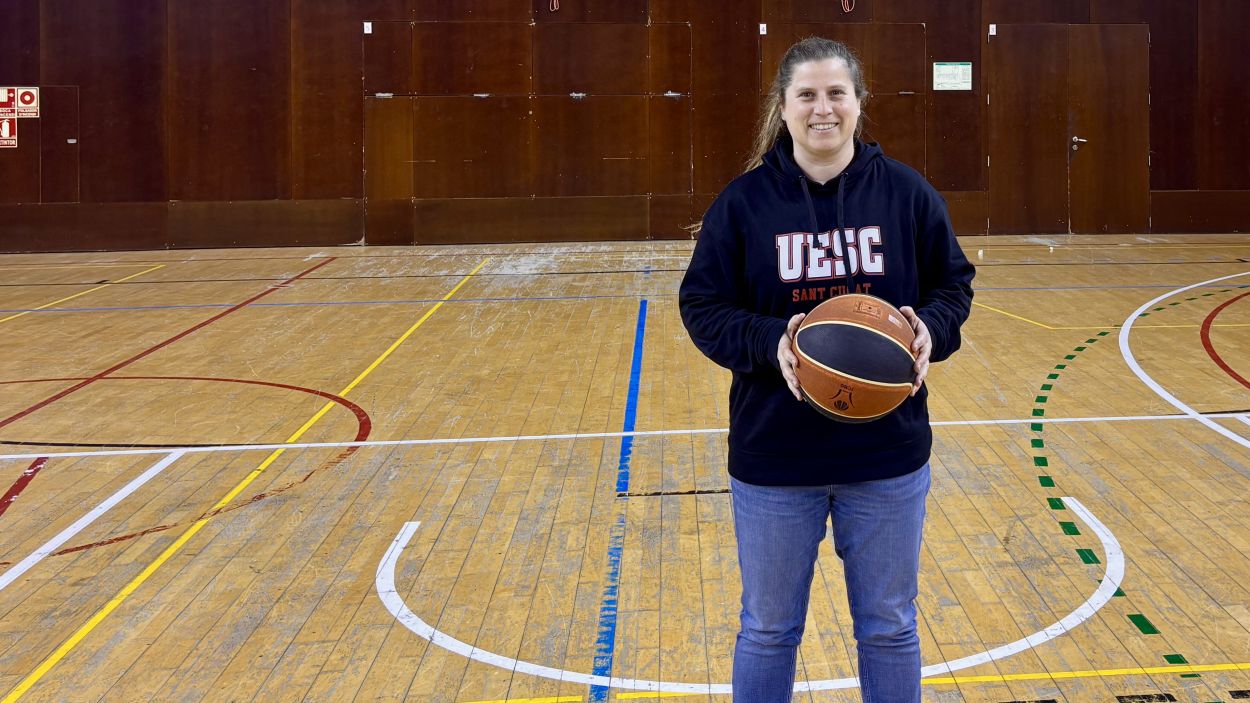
[415,0,530,22]
[167,0,291,201]
[167,200,362,248]
[530,0,647,24]
[1091,0,1196,190]
[0,118,40,205]
[533,97,648,196]
[39,87,79,203]
[870,24,926,94]
[534,24,648,95]
[1198,0,1250,190]
[364,22,414,95]
[763,0,873,23]
[863,94,925,174]
[927,93,983,191]
[364,200,415,245]
[650,195,693,238]
[984,0,1088,24]
[292,0,365,199]
[649,0,691,23]
[415,196,648,243]
[649,96,692,195]
[692,1,759,97]
[693,91,757,194]
[649,24,692,95]
[415,23,531,95]
[414,96,530,198]
[0,0,39,85]
[41,0,166,204]
[941,191,988,235]
[0,203,166,251]
[365,97,414,200]
[1152,191,1250,233]
[759,24,870,96]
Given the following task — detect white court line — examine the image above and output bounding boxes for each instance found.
[2,413,1249,462]
[1118,271,1250,452]
[0,451,184,593]
[376,497,1122,693]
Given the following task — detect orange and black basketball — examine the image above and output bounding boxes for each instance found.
[791,294,917,423]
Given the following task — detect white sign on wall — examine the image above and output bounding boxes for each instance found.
[933,62,973,91]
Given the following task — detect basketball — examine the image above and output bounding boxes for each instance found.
[791,294,917,423]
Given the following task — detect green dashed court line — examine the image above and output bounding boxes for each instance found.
[1024,295,1246,692]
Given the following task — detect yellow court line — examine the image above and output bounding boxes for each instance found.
[461,661,1250,702]
[972,302,1250,331]
[0,264,150,271]
[1,259,488,703]
[0,265,165,325]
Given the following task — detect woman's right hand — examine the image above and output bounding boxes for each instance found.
[778,313,806,401]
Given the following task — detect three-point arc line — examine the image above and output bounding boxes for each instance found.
[375,496,1124,694]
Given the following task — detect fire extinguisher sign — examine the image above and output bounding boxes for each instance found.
[0,88,14,119]
[0,117,16,149]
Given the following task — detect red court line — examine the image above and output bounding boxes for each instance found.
[0,375,371,561]
[1200,290,1250,390]
[0,458,47,519]
[0,257,335,433]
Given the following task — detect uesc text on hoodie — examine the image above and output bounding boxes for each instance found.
[679,135,975,487]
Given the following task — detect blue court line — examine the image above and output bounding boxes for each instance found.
[589,298,648,702]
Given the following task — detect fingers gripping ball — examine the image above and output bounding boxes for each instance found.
[791,294,917,423]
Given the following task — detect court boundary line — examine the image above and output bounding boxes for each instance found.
[2,413,1248,462]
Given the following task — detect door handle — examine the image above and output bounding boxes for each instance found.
[1072,136,1088,144]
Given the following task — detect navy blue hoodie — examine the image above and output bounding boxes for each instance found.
[679,134,975,486]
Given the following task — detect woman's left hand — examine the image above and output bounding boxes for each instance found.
[898,306,931,396]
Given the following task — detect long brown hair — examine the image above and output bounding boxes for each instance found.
[688,37,869,236]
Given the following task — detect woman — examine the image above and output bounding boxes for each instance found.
[678,37,975,702]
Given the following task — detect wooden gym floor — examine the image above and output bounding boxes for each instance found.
[0,234,1248,703]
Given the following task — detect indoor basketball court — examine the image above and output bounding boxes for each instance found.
[2,2,1249,703]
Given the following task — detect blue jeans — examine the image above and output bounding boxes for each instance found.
[730,463,930,703]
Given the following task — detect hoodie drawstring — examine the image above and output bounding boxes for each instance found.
[800,176,857,295]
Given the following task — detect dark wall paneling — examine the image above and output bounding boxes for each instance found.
[1198,0,1250,189]
[532,97,648,197]
[649,195,693,238]
[691,1,759,97]
[414,23,531,95]
[693,91,757,195]
[649,0,691,23]
[414,96,530,198]
[984,0,1088,24]
[0,118,41,205]
[870,24,925,94]
[0,0,39,84]
[0,203,167,252]
[941,191,988,235]
[365,200,415,245]
[167,0,291,202]
[414,0,530,22]
[41,0,166,204]
[876,0,979,60]
[292,0,364,199]
[531,0,647,24]
[927,93,983,191]
[367,0,412,21]
[39,87,79,204]
[1152,191,1250,233]
[649,24,692,95]
[364,22,414,95]
[534,24,648,95]
[365,97,414,200]
[863,95,925,174]
[167,200,362,248]
[763,0,873,23]
[649,96,691,195]
[1091,1,1195,190]
[415,196,648,243]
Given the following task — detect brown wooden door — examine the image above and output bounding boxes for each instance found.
[989,24,1149,234]
[1068,24,1149,233]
